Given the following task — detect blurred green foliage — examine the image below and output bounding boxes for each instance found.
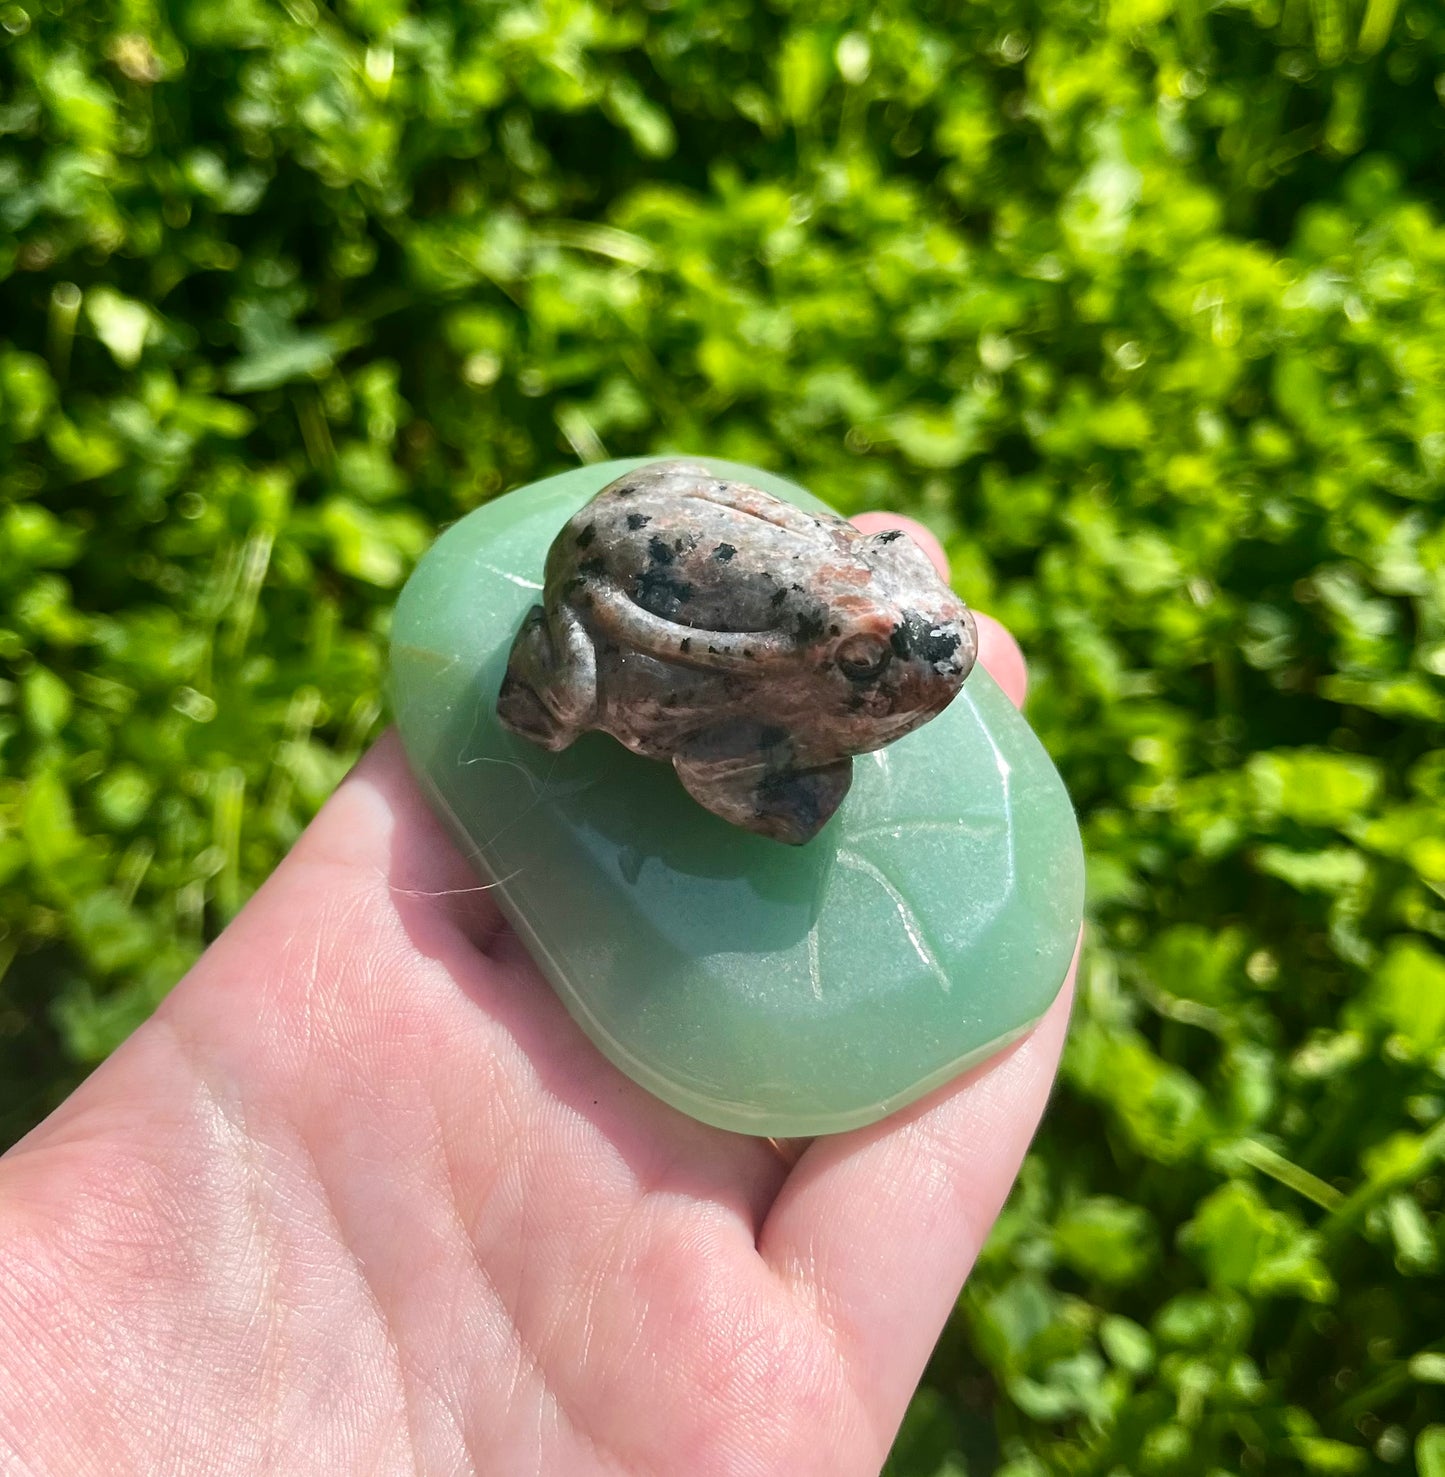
[2,0,1443,1470]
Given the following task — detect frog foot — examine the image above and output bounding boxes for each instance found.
[759,760,853,844]
[674,742,852,846]
[497,605,597,750]
[496,669,569,748]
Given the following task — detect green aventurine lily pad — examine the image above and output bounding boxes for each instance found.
[390,458,1084,1136]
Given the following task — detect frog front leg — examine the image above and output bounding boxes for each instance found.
[496,603,598,750]
[673,724,853,845]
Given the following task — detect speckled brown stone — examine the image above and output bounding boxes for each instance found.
[497,460,977,844]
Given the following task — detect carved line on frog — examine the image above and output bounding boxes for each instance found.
[496,461,977,845]
[583,581,801,672]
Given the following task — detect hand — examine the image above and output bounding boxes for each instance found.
[0,514,1075,1477]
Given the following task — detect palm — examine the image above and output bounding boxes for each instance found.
[0,537,1071,1477]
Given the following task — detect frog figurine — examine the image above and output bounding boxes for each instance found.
[496,460,978,845]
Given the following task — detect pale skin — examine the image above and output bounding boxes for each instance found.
[0,513,1075,1477]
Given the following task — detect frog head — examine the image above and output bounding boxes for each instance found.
[798,526,977,758]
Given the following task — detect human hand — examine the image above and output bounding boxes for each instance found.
[0,513,1075,1476]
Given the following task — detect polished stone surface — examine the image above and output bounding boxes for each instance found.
[390,457,1084,1136]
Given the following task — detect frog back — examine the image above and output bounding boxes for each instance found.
[550,468,850,640]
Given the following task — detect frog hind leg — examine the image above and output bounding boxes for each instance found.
[673,729,852,845]
[496,604,597,751]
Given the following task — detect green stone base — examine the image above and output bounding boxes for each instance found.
[390,458,1084,1136]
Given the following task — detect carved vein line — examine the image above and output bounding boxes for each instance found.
[806,923,823,1002]
[479,561,543,591]
[849,819,1001,843]
[964,689,1017,893]
[836,848,952,995]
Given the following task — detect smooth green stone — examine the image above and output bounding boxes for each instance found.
[390,458,1084,1137]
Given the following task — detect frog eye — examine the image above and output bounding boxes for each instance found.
[835,635,892,682]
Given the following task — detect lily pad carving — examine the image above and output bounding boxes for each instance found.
[391,458,1084,1136]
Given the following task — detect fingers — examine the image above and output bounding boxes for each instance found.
[974,613,1028,710]
[849,513,1027,709]
[758,943,1079,1431]
[849,512,949,574]
[287,730,507,948]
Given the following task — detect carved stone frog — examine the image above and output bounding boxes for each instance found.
[496,461,977,844]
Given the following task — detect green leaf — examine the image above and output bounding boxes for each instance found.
[1146,923,1249,1007]
[1067,1021,1211,1163]
[22,666,73,738]
[1009,1351,1110,1422]
[1289,1435,1368,1475]
[1053,1197,1157,1284]
[86,287,155,368]
[1348,939,1445,1054]
[317,497,429,587]
[605,80,675,160]
[0,350,57,439]
[1179,1182,1336,1302]
[1420,1428,1445,1477]
[1098,1314,1154,1374]
[94,765,154,830]
[1247,750,1384,829]
[20,768,81,879]
[1254,845,1368,894]
[2,503,84,567]
[1386,1195,1437,1274]
[1410,1352,1445,1384]
[71,888,157,973]
[1153,1291,1251,1351]
[223,332,348,394]
[778,31,827,124]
